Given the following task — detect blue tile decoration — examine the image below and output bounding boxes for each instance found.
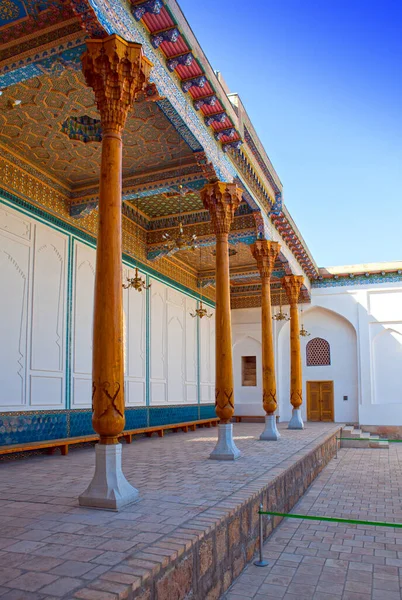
[200,405,217,419]
[149,405,199,427]
[0,413,67,446]
[0,405,216,446]
[312,272,402,288]
[125,408,148,430]
[69,411,94,437]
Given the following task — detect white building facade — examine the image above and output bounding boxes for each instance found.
[232,272,402,433]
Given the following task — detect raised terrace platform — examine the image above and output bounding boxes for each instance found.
[0,422,341,600]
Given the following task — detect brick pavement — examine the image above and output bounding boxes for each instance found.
[0,422,338,599]
[224,445,402,600]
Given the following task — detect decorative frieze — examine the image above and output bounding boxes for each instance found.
[181,76,207,93]
[150,27,179,48]
[132,0,162,21]
[167,52,193,72]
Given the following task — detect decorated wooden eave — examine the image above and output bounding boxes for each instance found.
[271,211,318,280]
[131,0,242,151]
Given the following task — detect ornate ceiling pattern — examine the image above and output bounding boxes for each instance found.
[0,0,319,308]
[0,69,194,188]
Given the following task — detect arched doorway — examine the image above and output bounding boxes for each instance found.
[278,305,358,423]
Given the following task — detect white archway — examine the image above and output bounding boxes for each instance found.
[278,305,358,423]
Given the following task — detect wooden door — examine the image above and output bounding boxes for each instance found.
[307,381,334,422]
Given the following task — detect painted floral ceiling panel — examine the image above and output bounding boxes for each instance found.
[0,70,194,188]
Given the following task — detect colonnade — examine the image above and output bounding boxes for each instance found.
[78,35,307,509]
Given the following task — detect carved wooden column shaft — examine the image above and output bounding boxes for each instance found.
[201,182,242,423]
[82,35,152,444]
[251,240,280,415]
[282,275,304,411]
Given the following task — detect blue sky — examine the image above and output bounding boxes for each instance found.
[179,0,402,267]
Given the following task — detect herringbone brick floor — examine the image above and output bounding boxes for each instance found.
[0,422,337,599]
[224,446,402,600]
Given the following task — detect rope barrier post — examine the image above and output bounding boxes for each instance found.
[254,503,269,567]
[335,437,338,459]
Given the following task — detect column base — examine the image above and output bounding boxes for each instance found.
[260,415,281,441]
[288,408,304,430]
[79,443,139,511]
[209,423,241,461]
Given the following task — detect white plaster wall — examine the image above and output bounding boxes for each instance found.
[123,265,146,406]
[150,280,214,405]
[1,205,213,411]
[199,308,215,403]
[0,204,67,411]
[71,241,95,407]
[313,283,402,426]
[278,306,358,423]
[232,282,402,427]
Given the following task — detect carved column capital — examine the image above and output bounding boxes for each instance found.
[251,240,280,279]
[82,34,152,133]
[282,274,304,306]
[201,181,242,234]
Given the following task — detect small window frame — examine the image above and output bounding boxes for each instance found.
[242,356,257,386]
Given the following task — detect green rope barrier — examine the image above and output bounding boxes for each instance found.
[337,437,402,443]
[259,511,402,529]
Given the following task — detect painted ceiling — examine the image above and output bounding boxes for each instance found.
[126,186,204,219]
[176,242,261,272]
[0,0,76,43]
[0,69,194,189]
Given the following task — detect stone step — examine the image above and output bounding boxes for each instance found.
[369,440,389,449]
[340,426,389,449]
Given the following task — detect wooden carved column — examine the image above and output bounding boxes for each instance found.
[282,275,305,429]
[201,181,242,460]
[251,240,281,440]
[79,35,152,510]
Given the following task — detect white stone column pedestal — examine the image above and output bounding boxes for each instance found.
[209,423,241,460]
[288,408,304,430]
[260,415,281,441]
[79,444,139,510]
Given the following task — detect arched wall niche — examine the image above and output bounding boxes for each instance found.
[278,305,358,423]
[233,335,264,416]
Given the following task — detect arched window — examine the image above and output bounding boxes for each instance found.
[306,337,331,366]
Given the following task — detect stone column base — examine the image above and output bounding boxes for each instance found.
[79,443,139,511]
[260,414,281,441]
[209,423,241,461]
[288,408,304,430]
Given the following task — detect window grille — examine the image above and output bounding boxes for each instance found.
[306,337,330,366]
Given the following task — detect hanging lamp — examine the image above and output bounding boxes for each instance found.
[190,247,213,318]
[123,199,151,292]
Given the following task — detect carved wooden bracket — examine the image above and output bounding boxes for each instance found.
[81,34,153,133]
[200,181,242,235]
[251,239,281,279]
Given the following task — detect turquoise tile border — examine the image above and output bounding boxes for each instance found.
[200,405,217,419]
[0,405,215,446]
[149,405,199,427]
[0,414,68,446]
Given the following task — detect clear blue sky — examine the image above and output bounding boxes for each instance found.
[179,0,402,267]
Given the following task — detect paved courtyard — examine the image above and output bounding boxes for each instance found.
[0,422,337,599]
[224,444,402,600]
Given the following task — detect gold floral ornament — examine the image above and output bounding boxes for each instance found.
[0,0,20,21]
